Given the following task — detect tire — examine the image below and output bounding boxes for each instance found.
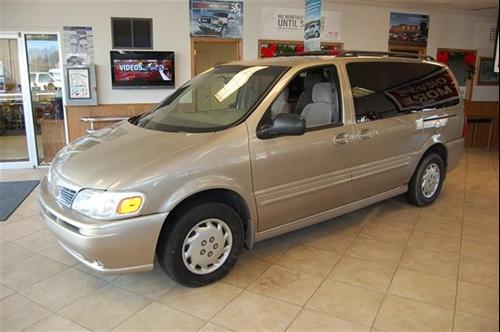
[156,202,244,287]
[314,31,319,38]
[407,153,445,206]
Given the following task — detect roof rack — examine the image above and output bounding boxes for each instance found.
[273,50,435,61]
[274,50,342,57]
[335,50,435,61]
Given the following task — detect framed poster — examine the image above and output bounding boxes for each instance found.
[477,57,499,85]
[67,67,91,99]
[63,26,94,67]
[389,12,430,47]
[190,0,243,38]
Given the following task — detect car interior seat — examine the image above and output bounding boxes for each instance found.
[301,82,339,127]
[295,72,324,114]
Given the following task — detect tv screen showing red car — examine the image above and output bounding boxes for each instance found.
[111,51,175,88]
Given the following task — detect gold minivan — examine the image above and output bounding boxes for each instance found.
[40,52,465,286]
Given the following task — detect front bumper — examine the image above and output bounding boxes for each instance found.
[39,177,168,274]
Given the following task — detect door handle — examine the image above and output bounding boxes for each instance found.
[358,129,374,140]
[334,133,351,146]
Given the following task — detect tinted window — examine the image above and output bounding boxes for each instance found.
[347,62,460,123]
[112,18,152,49]
[112,19,132,48]
[132,20,152,48]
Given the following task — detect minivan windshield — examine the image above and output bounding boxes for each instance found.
[131,65,287,132]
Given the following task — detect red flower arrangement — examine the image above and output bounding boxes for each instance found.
[261,43,278,58]
[464,52,476,66]
[436,50,476,80]
[260,46,274,58]
[436,51,449,64]
[295,43,304,54]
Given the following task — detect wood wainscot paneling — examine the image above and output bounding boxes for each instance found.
[40,118,65,163]
[464,101,499,148]
[66,103,155,142]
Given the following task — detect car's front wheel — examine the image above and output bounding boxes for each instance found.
[407,153,445,206]
[156,202,244,287]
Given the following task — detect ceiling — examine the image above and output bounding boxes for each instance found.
[329,0,499,15]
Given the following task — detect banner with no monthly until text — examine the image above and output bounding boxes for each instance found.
[261,7,342,42]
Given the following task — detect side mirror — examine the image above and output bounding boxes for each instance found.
[257,113,306,139]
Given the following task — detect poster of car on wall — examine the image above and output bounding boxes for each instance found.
[190,0,243,38]
[389,12,430,47]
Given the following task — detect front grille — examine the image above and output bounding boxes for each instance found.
[56,186,77,207]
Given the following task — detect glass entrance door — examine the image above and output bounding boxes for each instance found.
[0,35,32,164]
[25,34,66,165]
[0,32,66,169]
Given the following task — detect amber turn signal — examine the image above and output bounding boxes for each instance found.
[116,196,143,214]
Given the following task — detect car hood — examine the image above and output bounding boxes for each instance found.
[52,121,214,190]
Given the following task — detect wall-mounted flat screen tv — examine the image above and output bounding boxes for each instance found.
[111,51,175,89]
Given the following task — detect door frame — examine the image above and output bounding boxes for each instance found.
[0,32,37,169]
[0,31,68,169]
[190,37,242,77]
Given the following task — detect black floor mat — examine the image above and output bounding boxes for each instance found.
[0,180,40,221]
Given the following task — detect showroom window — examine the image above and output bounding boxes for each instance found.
[347,62,460,123]
[264,66,343,129]
[111,17,152,49]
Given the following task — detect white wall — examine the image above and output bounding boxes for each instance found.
[1,0,498,103]
[244,0,499,101]
[0,0,191,104]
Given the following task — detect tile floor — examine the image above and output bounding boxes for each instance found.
[0,149,498,332]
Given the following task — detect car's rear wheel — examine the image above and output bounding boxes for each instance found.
[156,202,244,287]
[407,153,445,206]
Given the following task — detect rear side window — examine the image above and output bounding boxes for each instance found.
[346,62,460,123]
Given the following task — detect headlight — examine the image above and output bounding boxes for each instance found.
[72,189,145,220]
